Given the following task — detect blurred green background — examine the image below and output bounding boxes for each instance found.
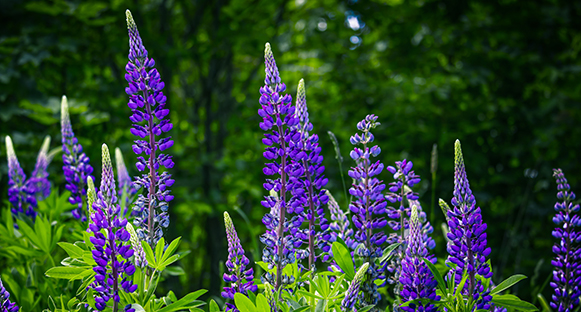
[1,0,580,304]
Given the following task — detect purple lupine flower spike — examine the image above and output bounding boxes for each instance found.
[341,262,369,312]
[550,169,580,312]
[6,135,37,218]
[115,148,138,216]
[291,79,330,269]
[125,10,174,246]
[27,135,52,201]
[222,212,257,312]
[384,161,436,288]
[61,95,94,221]
[259,43,303,290]
[348,115,387,306]
[446,140,493,310]
[0,277,19,312]
[89,144,137,311]
[399,205,439,312]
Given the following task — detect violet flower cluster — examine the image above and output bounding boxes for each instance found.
[61,95,94,221]
[115,148,138,216]
[445,140,493,310]
[258,43,303,289]
[125,10,174,246]
[5,136,37,218]
[0,277,18,312]
[550,169,580,312]
[341,262,369,312]
[384,160,436,285]
[399,205,438,312]
[348,114,387,306]
[89,144,137,310]
[27,135,52,201]
[290,78,330,269]
[222,212,257,312]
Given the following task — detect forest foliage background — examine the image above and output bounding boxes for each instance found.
[1,0,580,303]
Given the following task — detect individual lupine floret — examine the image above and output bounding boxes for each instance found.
[89,144,137,311]
[550,169,580,312]
[125,10,174,246]
[61,95,94,221]
[348,115,387,306]
[6,135,37,218]
[258,43,304,290]
[399,205,439,312]
[445,140,493,310]
[27,135,52,201]
[341,262,369,311]
[222,212,257,312]
[115,148,138,216]
[0,277,19,312]
[289,79,330,269]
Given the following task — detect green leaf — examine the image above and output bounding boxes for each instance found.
[58,242,84,258]
[491,274,528,295]
[142,241,156,268]
[156,289,208,312]
[45,267,88,280]
[16,220,44,252]
[160,236,181,264]
[378,243,401,263]
[314,299,326,312]
[296,289,323,300]
[331,242,355,280]
[357,305,375,312]
[492,294,538,311]
[209,299,220,312]
[155,237,166,264]
[234,293,256,312]
[255,294,270,312]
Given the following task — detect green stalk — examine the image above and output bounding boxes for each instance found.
[430,143,438,225]
[328,131,349,207]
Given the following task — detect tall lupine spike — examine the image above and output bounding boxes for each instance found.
[290,79,330,270]
[348,115,387,306]
[0,277,19,312]
[88,144,137,311]
[115,148,138,216]
[550,169,581,312]
[6,135,37,218]
[446,140,493,310]
[222,212,257,311]
[125,10,174,246]
[384,160,429,287]
[27,135,52,201]
[341,262,369,311]
[258,43,303,290]
[61,95,94,221]
[87,176,97,218]
[399,205,439,312]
